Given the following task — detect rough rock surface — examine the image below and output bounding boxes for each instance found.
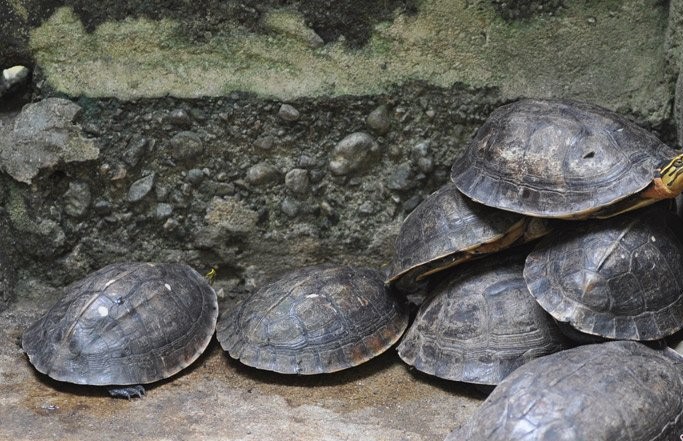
[0,98,99,184]
[0,247,15,312]
[0,85,501,304]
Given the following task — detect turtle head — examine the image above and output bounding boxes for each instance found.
[658,154,683,195]
[622,153,683,213]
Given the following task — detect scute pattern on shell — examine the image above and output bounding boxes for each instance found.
[22,262,218,386]
[216,264,409,374]
[451,99,676,218]
[387,182,526,287]
[447,341,683,440]
[524,204,683,340]
[398,252,567,385]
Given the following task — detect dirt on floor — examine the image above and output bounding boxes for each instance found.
[1,300,483,441]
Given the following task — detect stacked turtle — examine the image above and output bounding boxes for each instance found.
[18,99,683,441]
[386,98,683,438]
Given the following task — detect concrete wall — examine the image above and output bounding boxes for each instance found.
[0,0,681,309]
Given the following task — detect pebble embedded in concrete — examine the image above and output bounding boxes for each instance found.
[329,132,379,176]
[254,135,275,151]
[123,135,149,167]
[297,154,317,168]
[170,131,204,161]
[246,162,279,186]
[358,200,375,215]
[280,197,300,217]
[186,168,205,185]
[155,203,173,220]
[285,168,310,194]
[366,104,391,135]
[166,109,193,128]
[411,141,430,159]
[417,157,434,174]
[128,173,156,202]
[94,199,112,215]
[387,163,415,191]
[0,65,30,96]
[63,181,92,218]
[278,104,300,122]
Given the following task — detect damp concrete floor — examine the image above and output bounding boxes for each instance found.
[1,300,482,441]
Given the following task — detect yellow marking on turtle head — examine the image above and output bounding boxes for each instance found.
[639,153,683,202]
[658,154,683,194]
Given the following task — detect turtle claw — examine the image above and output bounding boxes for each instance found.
[108,384,146,399]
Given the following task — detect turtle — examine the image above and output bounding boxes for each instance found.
[450,98,683,219]
[397,251,568,385]
[386,182,550,292]
[523,203,683,341]
[447,340,683,440]
[22,262,218,398]
[216,264,409,374]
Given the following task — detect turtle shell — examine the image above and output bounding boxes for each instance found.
[398,252,568,385]
[451,99,677,218]
[524,204,683,340]
[387,182,550,289]
[217,264,409,374]
[447,341,683,440]
[22,262,218,386]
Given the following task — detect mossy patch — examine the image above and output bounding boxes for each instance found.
[29,1,670,119]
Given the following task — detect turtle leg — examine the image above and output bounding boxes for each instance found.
[107,384,146,399]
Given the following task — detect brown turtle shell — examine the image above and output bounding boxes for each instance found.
[451,99,677,219]
[217,264,409,374]
[387,182,549,290]
[447,341,683,440]
[524,204,683,340]
[22,262,218,386]
[398,251,567,385]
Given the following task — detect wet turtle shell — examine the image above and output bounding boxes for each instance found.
[217,264,409,374]
[387,182,550,290]
[524,204,683,340]
[451,99,680,219]
[448,341,683,440]
[398,252,567,385]
[22,262,218,387]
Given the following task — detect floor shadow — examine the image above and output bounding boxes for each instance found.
[403,366,492,400]
[23,335,222,399]
[219,344,404,388]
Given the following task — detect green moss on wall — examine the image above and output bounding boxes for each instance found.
[29,1,671,119]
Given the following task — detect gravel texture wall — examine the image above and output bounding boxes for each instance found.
[0,0,681,311]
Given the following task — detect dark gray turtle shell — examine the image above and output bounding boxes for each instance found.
[451,99,677,218]
[217,264,409,374]
[524,204,683,340]
[398,252,568,385]
[448,341,683,440]
[22,262,218,386]
[387,182,550,289]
